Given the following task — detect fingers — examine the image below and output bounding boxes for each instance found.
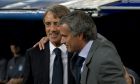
[33,42,39,48]
[38,37,45,50]
[41,37,46,50]
[38,41,43,50]
[39,36,49,50]
[33,42,44,50]
[7,78,23,84]
[32,36,49,50]
[124,67,132,84]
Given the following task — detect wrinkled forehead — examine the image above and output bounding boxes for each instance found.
[59,23,71,33]
[44,12,60,23]
[44,11,59,19]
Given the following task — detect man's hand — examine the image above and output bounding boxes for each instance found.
[0,80,6,84]
[33,36,49,50]
[124,67,133,84]
[7,78,23,84]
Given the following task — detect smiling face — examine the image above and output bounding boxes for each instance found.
[60,23,84,52]
[44,11,61,47]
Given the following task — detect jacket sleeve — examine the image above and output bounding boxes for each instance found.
[22,49,34,84]
[97,46,127,84]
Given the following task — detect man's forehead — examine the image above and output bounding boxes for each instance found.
[44,12,60,21]
[60,23,69,28]
[59,24,71,33]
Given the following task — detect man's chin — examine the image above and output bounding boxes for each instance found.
[50,40,61,46]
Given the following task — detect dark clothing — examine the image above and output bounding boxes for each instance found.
[6,56,25,81]
[71,54,85,84]
[23,42,75,84]
[52,48,63,84]
[0,58,7,81]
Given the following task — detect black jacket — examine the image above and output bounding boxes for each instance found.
[23,42,75,84]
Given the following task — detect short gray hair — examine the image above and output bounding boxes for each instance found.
[59,10,97,41]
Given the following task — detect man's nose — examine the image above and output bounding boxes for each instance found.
[61,37,65,44]
[49,25,58,30]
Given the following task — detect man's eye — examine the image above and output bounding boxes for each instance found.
[45,22,51,26]
[54,22,58,26]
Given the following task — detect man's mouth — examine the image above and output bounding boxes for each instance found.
[49,32,60,38]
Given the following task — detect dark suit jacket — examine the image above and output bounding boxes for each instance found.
[80,34,127,84]
[23,42,75,84]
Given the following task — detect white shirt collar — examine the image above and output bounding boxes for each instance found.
[79,40,93,59]
[49,41,67,56]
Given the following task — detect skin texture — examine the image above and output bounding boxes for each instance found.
[44,11,61,47]
[59,23,85,53]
